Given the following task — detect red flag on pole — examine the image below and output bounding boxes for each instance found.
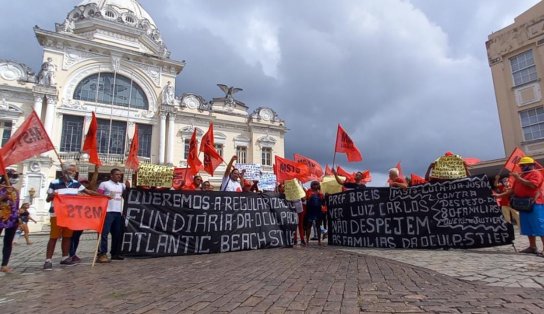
[361,170,372,183]
[410,173,427,186]
[1,110,54,167]
[82,112,102,166]
[125,125,139,171]
[200,122,223,176]
[335,124,362,162]
[324,164,333,176]
[504,147,525,172]
[0,150,6,176]
[172,168,193,190]
[187,129,202,174]
[293,153,323,181]
[54,194,110,232]
[336,166,355,182]
[274,155,310,182]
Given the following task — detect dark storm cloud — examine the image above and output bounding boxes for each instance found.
[0,0,539,185]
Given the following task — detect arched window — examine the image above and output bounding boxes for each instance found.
[73,73,149,110]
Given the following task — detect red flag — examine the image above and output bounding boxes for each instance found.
[54,194,109,232]
[274,155,310,182]
[200,122,223,176]
[361,170,372,183]
[125,125,139,171]
[187,129,203,174]
[336,166,355,182]
[324,164,333,176]
[395,161,404,179]
[0,150,6,176]
[294,153,323,181]
[82,112,102,166]
[1,111,54,167]
[172,168,193,190]
[335,124,362,162]
[504,147,525,172]
[410,173,427,186]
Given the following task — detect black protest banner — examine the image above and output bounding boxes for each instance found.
[121,189,297,257]
[327,175,514,249]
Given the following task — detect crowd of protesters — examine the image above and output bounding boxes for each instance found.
[1,153,544,272]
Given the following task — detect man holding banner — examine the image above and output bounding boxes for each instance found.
[44,163,102,270]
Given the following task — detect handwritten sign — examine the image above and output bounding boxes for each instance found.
[236,163,262,181]
[258,173,277,191]
[284,179,305,201]
[136,164,174,187]
[430,155,467,180]
[327,175,514,249]
[320,175,343,194]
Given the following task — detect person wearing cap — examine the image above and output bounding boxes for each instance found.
[498,156,544,254]
[0,169,20,272]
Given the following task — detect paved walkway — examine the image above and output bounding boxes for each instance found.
[1,230,544,313]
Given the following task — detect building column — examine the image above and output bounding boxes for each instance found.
[43,96,56,138]
[33,95,43,119]
[159,112,167,164]
[167,114,175,165]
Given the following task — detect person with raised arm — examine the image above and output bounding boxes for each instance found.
[221,156,242,192]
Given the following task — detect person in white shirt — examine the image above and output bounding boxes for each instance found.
[96,168,130,263]
[221,155,242,192]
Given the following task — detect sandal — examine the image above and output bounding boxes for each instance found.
[520,247,538,254]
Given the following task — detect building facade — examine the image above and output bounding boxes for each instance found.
[487,1,544,159]
[0,0,286,230]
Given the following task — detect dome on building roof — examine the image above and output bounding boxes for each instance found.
[77,0,157,28]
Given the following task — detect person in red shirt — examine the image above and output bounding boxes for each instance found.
[493,175,519,226]
[388,168,408,189]
[498,157,544,255]
[182,175,203,191]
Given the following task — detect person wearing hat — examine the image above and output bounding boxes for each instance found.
[499,156,544,254]
[0,169,20,272]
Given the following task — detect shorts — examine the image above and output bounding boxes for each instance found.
[50,217,73,239]
[520,204,544,236]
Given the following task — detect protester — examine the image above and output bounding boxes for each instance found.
[96,168,130,263]
[497,157,544,255]
[304,181,325,246]
[69,179,91,263]
[16,202,36,245]
[493,175,518,226]
[44,163,101,270]
[221,156,242,192]
[388,168,408,189]
[332,169,366,190]
[291,198,306,246]
[0,170,20,272]
[182,175,203,191]
[201,181,214,191]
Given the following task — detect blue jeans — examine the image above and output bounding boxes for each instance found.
[99,212,122,256]
[70,230,83,257]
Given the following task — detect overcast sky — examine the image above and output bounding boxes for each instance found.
[0,0,540,185]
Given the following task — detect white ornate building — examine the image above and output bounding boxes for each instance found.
[0,0,287,230]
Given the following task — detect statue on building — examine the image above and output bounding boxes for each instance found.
[56,18,75,33]
[162,81,175,106]
[217,84,243,110]
[36,58,57,86]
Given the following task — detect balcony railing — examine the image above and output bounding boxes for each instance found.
[59,152,152,166]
